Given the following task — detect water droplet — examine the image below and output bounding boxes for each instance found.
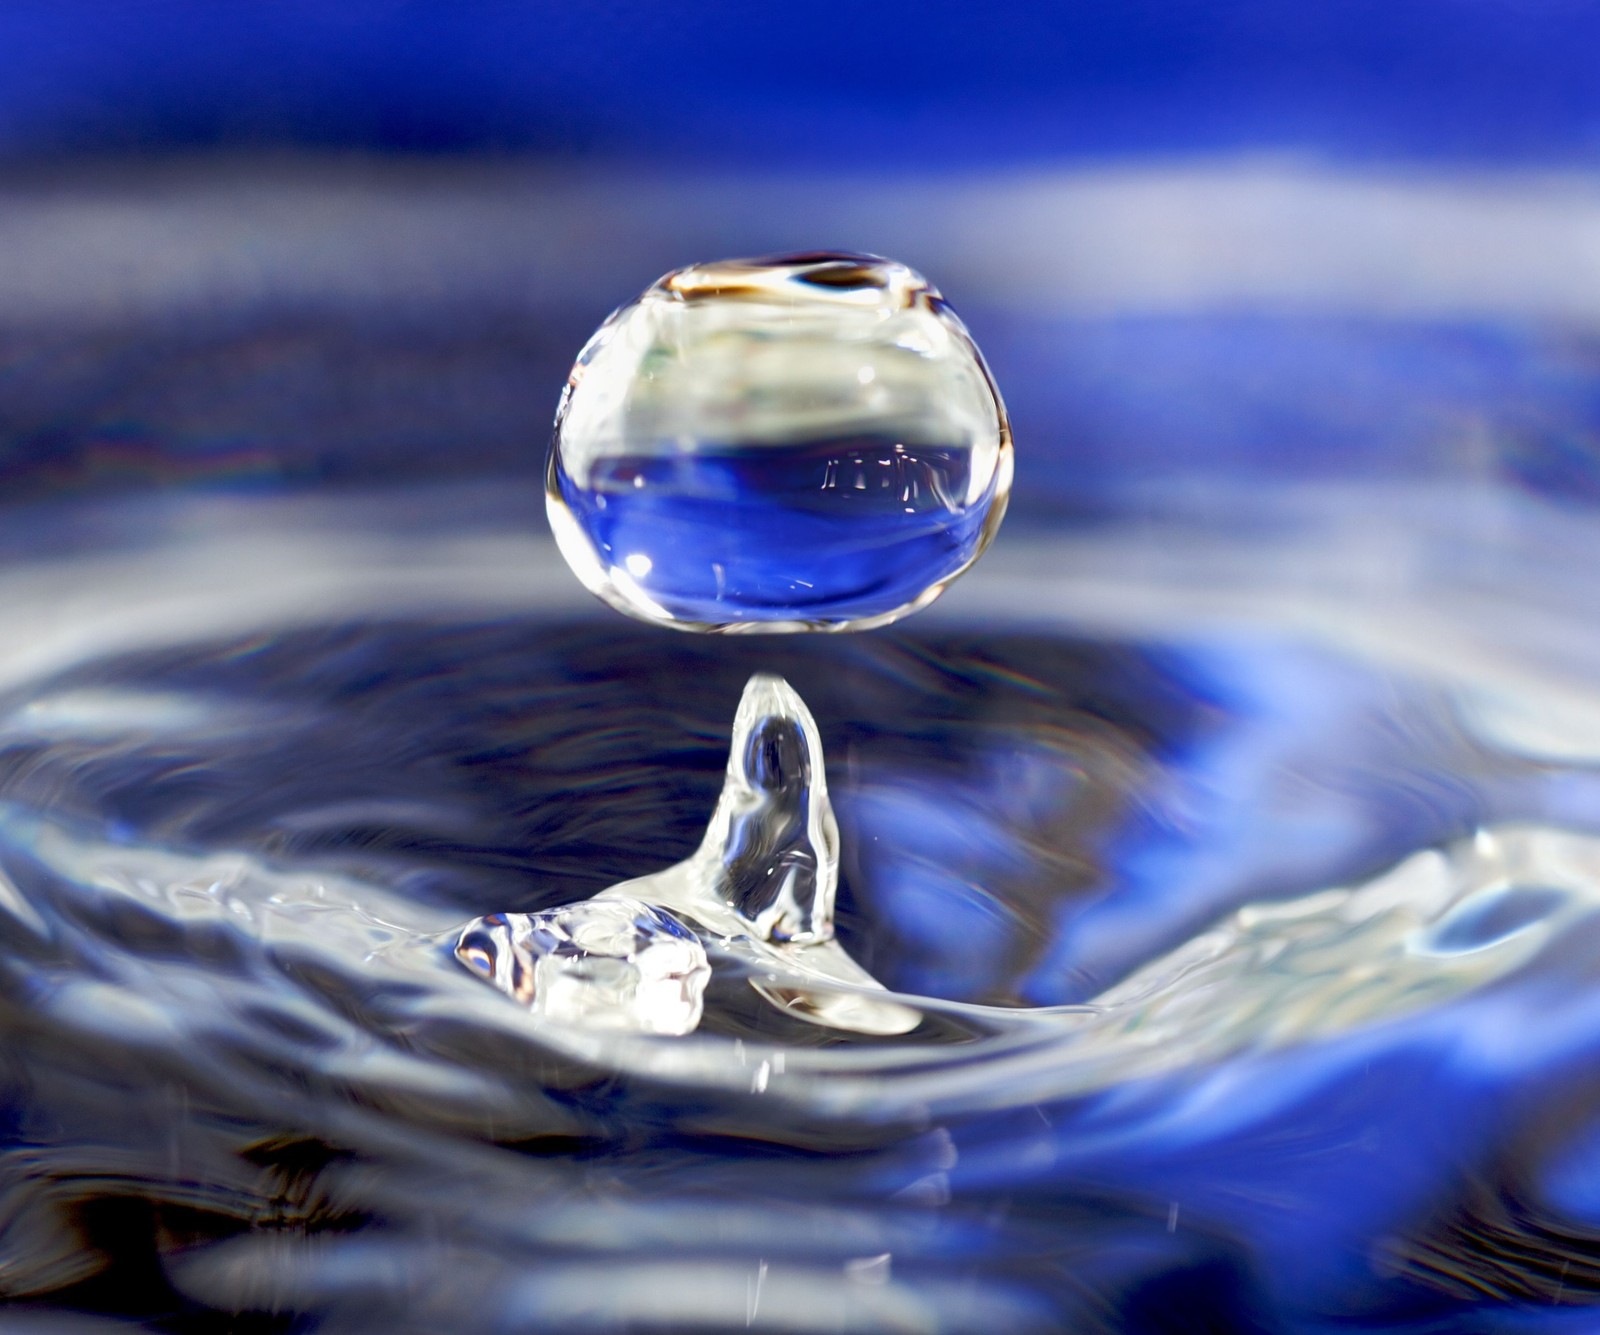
[456,673,919,1037]
[547,252,1013,632]
[686,670,840,946]
[455,898,710,1037]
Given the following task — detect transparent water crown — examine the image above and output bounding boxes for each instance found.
[455,672,919,1039]
[546,251,1014,633]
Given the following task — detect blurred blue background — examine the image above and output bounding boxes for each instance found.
[4,1,1600,164]
[2,2,1600,536]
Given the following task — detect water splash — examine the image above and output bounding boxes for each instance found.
[456,899,711,1036]
[546,253,1012,632]
[456,674,920,1037]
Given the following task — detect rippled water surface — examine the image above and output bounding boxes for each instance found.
[7,488,1600,1333]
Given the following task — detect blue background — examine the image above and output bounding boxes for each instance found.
[2,1,1599,165]
[5,3,1600,527]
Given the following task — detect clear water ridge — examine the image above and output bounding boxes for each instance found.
[546,253,1013,632]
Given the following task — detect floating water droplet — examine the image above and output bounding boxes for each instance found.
[455,898,710,1037]
[456,673,919,1037]
[546,252,1013,632]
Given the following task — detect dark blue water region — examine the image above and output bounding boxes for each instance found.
[3,0,1600,165]
[556,440,995,623]
[4,312,1599,537]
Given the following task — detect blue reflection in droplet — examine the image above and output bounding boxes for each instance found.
[546,252,1012,632]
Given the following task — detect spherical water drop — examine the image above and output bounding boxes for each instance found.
[546,252,1013,632]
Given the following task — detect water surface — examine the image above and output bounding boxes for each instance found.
[5,489,1600,1331]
